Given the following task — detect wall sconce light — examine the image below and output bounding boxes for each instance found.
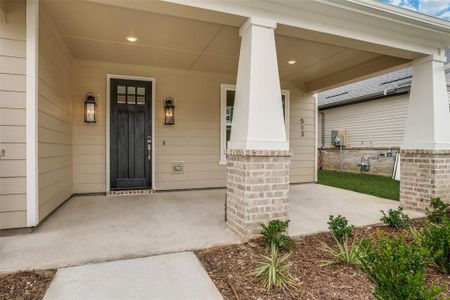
[84,93,97,123]
[164,97,175,125]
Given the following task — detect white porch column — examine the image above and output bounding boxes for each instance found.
[228,17,288,151]
[226,17,290,238]
[400,54,450,211]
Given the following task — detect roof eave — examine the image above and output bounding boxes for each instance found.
[318,87,411,110]
[342,0,450,35]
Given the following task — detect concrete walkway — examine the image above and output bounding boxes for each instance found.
[0,184,423,273]
[0,189,238,273]
[289,184,423,236]
[44,252,223,300]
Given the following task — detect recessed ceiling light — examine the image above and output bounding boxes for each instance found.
[288,60,296,65]
[126,36,138,42]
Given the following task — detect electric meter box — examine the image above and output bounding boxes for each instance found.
[331,129,348,147]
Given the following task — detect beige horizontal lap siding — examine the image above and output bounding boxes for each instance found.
[73,60,234,192]
[37,8,73,220]
[0,0,27,229]
[73,60,316,192]
[320,94,409,148]
[285,83,316,183]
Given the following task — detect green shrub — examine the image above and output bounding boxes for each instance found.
[426,197,449,224]
[420,221,450,275]
[252,243,298,291]
[380,207,410,230]
[320,236,361,267]
[358,231,444,300]
[327,215,354,242]
[260,219,292,250]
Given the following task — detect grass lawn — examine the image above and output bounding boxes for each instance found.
[318,169,400,200]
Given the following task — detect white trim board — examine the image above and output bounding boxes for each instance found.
[314,93,318,182]
[26,0,39,227]
[106,75,156,192]
[219,84,290,165]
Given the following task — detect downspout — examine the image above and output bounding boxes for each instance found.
[320,111,325,147]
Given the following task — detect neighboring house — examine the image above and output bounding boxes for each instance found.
[0,0,449,237]
[318,53,450,177]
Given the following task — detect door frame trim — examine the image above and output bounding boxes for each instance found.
[106,74,156,192]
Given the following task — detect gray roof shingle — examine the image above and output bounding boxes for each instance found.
[318,50,450,109]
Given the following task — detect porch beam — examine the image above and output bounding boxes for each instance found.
[304,56,410,93]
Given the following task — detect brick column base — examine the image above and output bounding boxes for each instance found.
[400,149,450,211]
[226,149,290,238]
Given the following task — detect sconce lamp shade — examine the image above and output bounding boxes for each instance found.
[84,93,97,123]
[164,97,175,125]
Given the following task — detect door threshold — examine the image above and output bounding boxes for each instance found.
[107,189,153,196]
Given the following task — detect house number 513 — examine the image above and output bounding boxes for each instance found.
[300,118,305,137]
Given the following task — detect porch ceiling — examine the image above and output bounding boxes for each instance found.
[42,0,410,91]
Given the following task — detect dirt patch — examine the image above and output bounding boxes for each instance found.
[0,270,55,300]
[196,222,450,300]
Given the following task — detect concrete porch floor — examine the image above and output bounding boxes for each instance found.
[0,183,423,273]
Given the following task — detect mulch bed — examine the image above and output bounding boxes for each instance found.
[0,270,55,300]
[196,221,450,300]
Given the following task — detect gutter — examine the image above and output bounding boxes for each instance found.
[319,85,410,110]
[344,0,450,33]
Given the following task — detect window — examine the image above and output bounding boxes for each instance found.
[220,84,289,165]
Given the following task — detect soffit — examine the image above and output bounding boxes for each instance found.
[42,0,408,90]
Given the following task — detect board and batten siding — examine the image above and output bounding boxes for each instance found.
[0,0,27,229]
[72,59,316,193]
[37,8,74,220]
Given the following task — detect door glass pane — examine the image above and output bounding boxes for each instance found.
[127,95,136,104]
[137,87,145,96]
[137,96,145,105]
[117,85,126,94]
[127,86,136,95]
[117,95,126,104]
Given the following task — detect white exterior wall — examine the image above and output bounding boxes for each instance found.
[319,88,450,148]
[320,94,409,148]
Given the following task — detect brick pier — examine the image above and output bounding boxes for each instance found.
[226,149,290,238]
[400,149,450,211]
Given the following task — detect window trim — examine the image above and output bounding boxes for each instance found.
[219,84,290,165]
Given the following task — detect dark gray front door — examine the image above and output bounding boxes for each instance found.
[110,79,152,189]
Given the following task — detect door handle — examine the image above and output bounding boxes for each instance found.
[147,136,152,160]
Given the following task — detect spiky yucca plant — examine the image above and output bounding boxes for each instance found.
[252,243,298,291]
[320,236,361,267]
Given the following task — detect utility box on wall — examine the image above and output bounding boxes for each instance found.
[172,161,184,174]
[331,129,348,147]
